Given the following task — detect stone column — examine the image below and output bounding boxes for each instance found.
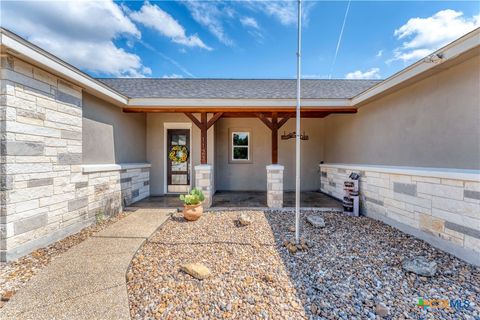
[267,164,284,208]
[194,164,213,208]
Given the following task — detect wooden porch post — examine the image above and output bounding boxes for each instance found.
[200,112,207,164]
[271,112,278,164]
[184,112,223,165]
[256,112,290,164]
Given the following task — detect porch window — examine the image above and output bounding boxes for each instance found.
[232,131,250,161]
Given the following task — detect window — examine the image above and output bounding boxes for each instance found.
[232,131,250,161]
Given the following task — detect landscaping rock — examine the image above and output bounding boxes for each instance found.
[376,303,390,317]
[180,263,212,280]
[306,215,325,228]
[1,291,14,302]
[237,213,252,226]
[127,210,480,319]
[402,256,437,277]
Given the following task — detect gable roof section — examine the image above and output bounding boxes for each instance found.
[97,78,381,99]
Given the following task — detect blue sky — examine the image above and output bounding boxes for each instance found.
[2,1,479,80]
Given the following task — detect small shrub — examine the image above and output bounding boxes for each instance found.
[179,188,205,206]
[95,210,105,224]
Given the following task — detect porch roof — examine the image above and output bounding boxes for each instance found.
[97,78,381,100]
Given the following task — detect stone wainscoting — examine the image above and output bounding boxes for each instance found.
[81,163,150,217]
[0,54,150,261]
[320,163,480,265]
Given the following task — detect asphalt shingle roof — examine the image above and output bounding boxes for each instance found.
[97,79,381,99]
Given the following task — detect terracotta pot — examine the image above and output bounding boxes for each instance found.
[183,203,203,221]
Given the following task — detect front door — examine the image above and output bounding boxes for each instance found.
[167,129,190,193]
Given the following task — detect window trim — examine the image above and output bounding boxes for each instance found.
[229,128,252,163]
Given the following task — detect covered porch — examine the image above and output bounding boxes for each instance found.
[125,106,357,209]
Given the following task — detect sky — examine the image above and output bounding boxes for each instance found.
[1,0,479,80]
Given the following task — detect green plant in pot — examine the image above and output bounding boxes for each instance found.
[179,188,205,221]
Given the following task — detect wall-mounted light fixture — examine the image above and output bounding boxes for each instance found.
[423,53,446,64]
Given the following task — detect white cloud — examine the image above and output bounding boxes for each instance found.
[182,1,234,46]
[240,16,260,29]
[243,1,316,26]
[376,50,383,58]
[392,9,480,62]
[259,1,296,25]
[130,2,211,50]
[1,0,150,77]
[162,74,183,79]
[182,1,315,47]
[345,68,381,80]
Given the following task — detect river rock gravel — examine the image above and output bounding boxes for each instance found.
[127,210,479,319]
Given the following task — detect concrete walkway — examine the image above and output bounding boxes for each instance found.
[1,208,172,320]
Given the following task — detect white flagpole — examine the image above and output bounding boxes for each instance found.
[295,0,302,244]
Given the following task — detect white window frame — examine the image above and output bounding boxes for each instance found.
[231,131,250,161]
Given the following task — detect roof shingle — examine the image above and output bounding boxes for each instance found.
[97,78,381,99]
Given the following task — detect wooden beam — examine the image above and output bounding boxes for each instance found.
[278,115,291,129]
[184,112,202,128]
[123,107,358,114]
[207,112,223,129]
[200,112,208,164]
[272,112,278,164]
[256,113,273,130]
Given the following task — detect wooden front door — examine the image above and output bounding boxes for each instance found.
[167,129,190,193]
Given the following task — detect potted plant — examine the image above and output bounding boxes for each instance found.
[179,188,205,221]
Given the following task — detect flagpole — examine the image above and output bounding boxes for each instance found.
[295,0,302,244]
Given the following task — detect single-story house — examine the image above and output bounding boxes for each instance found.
[0,27,479,264]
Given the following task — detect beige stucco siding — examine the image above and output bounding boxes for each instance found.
[82,92,146,164]
[146,113,215,195]
[324,55,480,169]
[215,118,324,191]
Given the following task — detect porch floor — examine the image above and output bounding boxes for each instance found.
[132,191,341,209]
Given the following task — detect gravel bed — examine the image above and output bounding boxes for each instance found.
[127,210,479,319]
[0,211,129,307]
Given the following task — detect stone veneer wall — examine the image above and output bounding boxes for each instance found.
[0,55,149,261]
[320,164,480,265]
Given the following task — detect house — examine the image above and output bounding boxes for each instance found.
[0,27,479,264]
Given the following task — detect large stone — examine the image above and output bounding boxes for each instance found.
[375,303,390,317]
[14,213,47,235]
[402,256,437,277]
[306,215,325,228]
[237,213,252,226]
[5,141,44,156]
[180,263,211,280]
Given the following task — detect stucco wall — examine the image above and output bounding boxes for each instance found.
[82,92,146,164]
[323,55,480,169]
[146,113,215,195]
[215,118,324,191]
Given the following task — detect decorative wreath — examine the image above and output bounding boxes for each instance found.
[169,145,189,163]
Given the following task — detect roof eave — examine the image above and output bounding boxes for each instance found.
[0,28,128,106]
[351,27,480,107]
